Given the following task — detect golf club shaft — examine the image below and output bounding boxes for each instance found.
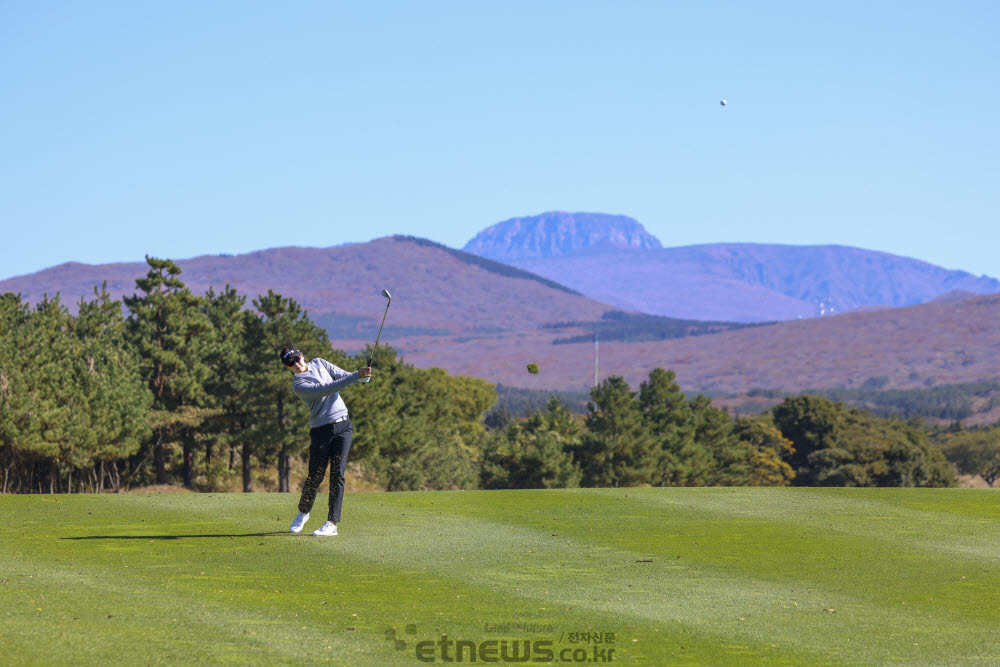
[368,301,391,367]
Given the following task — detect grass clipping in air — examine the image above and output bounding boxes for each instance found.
[526,362,539,374]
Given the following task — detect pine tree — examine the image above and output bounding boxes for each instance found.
[201,285,254,489]
[580,376,657,487]
[1,290,150,492]
[480,398,582,489]
[69,284,152,490]
[23,295,79,491]
[689,394,751,485]
[248,290,327,492]
[771,395,842,485]
[771,395,955,487]
[0,293,57,491]
[638,368,712,486]
[0,293,29,492]
[351,350,494,491]
[124,257,215,487]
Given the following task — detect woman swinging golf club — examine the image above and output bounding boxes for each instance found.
[281,345,372,537]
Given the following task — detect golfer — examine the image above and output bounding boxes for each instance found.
[280,345,372,537]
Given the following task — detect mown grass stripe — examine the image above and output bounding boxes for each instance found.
[332,490,1000,663]
[3,489,1000,664]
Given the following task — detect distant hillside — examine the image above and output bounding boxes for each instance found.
[462,211,662,261]
[1,235,764,347]
[928,289,979,303]
[0,236,615,338]
[393,293,1000,397]
[501,242,1000,322]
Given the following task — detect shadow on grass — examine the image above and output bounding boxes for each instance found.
[62,532,292,540]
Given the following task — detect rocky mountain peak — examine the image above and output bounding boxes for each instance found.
[462,211,662,261]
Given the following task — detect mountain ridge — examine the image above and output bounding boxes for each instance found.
[0,236,609,336]
[461,213,1000,321]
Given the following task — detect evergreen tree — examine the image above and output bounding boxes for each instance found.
[637,368,712,486]
[0,294,66,491]
[480,398,582,489]
[829,410,954,487]
[248,290,327,492]
[580,376,657,487]
[0,290,149,493]
[689,394,751,485]
[348,348,495,491]
[201,285,255,489]
[771,395,842,485]
[772,395,955,487]
[483,401,516,431]
[69,284,152,490]
[0,293,35,492]
[123,257,215,487]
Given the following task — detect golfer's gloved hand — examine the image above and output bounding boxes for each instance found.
[358,367,373,384]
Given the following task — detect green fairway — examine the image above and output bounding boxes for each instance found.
[2,488,999,665]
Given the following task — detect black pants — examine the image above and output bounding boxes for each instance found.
[298,418,352,523]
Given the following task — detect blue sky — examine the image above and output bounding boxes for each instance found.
[2,1,997,281]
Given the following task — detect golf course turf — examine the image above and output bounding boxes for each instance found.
[2,488,999,664]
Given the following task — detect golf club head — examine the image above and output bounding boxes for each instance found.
[381,289,391,303]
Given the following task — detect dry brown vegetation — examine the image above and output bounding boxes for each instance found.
[391,294,1000,397]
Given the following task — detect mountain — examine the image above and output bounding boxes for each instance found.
[462,211,662,260]
[395,292,1000,397]
[462,215,1000,321]
[0,236,618,338]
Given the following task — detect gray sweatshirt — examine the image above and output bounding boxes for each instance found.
[291,358,360,428]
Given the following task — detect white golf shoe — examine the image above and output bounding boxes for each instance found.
[290,512,310,533]
[312,521,338,537]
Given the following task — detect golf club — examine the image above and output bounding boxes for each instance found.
[362,289,392,382]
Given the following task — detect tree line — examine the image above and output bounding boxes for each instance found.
[747,379,1000,422]
[0,256,967,493]
[482,374,956,489]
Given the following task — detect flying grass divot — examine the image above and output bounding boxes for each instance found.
[526,362,540,374]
